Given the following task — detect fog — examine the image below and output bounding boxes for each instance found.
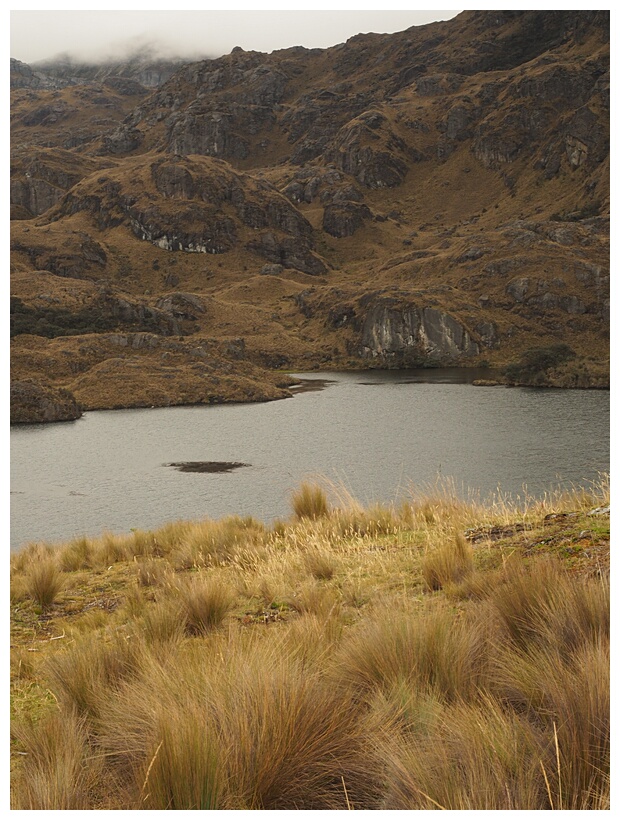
[11,9,459,66]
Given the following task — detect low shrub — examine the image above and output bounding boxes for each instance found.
[504,344,576,386]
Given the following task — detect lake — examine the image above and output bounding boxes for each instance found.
[10,369,609,551]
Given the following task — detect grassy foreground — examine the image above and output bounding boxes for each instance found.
[10,478,610,810]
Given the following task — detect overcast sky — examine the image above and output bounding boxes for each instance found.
[10,8,460,65]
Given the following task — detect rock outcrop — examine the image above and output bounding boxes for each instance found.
[50,155,325,273]
[360,298,480,365]
[10,380,82,423]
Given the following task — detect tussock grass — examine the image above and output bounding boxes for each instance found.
[331,502,402,538]
[44,633,146,721]
[140,597,186,645]
[135,558,169,587]
[11,540,55,573]
[11,711,103,810]
[490,557,609,652]
[421,531,475,590]
[175,576,236,635]
[303,547,338,580]
[10,477,610,810]
[291,482,330,520]
[286,579,342,620]
[58,536,93,572]
[170,515,267,569]
[10,571,28,604]
[215,652,382,809]
[24,551,64,609]
[335,602,489,702]
[493,636,610,809]
[380,694,548,810]
[93,531,134,566]
[129,528,159,558]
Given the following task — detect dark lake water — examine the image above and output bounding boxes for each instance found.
[10,369,609,551]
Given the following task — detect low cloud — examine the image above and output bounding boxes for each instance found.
[13,10,460,67]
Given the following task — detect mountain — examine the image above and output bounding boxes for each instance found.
[10,10,609,422]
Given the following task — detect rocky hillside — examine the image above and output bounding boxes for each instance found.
[10,10,609,422]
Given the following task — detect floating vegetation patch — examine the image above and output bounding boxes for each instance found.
[166,461,250,473]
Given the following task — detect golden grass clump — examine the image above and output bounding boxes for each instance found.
[286,579,342,621]
[379,694,548,810]
[135,558,170,588]
[11,540,55,573]
[303,547,337,580]
[140,597,187,646]
[58,536,93,572]
[170,515,267,569]
[334,602,489,702]
[490,557,609,652]
[291,482,330,520]
[44,633,146,721]
[492,637,610,809]
[11,711,103,810]
[214,653,383,809]
[92,531,134,566]
[24,551,64,609]
[175,575,236,635]
[331,502,401,538]
[421,531,475,591]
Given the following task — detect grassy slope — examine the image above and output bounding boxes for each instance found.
[10,478,609,809]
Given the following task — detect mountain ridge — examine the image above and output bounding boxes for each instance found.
[10,10,610,422]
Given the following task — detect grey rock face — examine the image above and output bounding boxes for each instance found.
[259,263,284,276]
[155,292,205,321]
[505,276,589,315]
[11,144,116,217]
[360,299,479,364]
[474,321,500,348]
[246,232,327,275]
[167,109,251,160]
[322,202,372,237]
[100,125,144,155]
[11,176,65,217]
[325,119,409,188]
[506,277,531,303]
[10,58,67,90]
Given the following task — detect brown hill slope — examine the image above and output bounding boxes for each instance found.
[10,10,609,422]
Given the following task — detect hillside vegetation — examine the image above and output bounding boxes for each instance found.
[10,10,609,421]
[10,477,609,809]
